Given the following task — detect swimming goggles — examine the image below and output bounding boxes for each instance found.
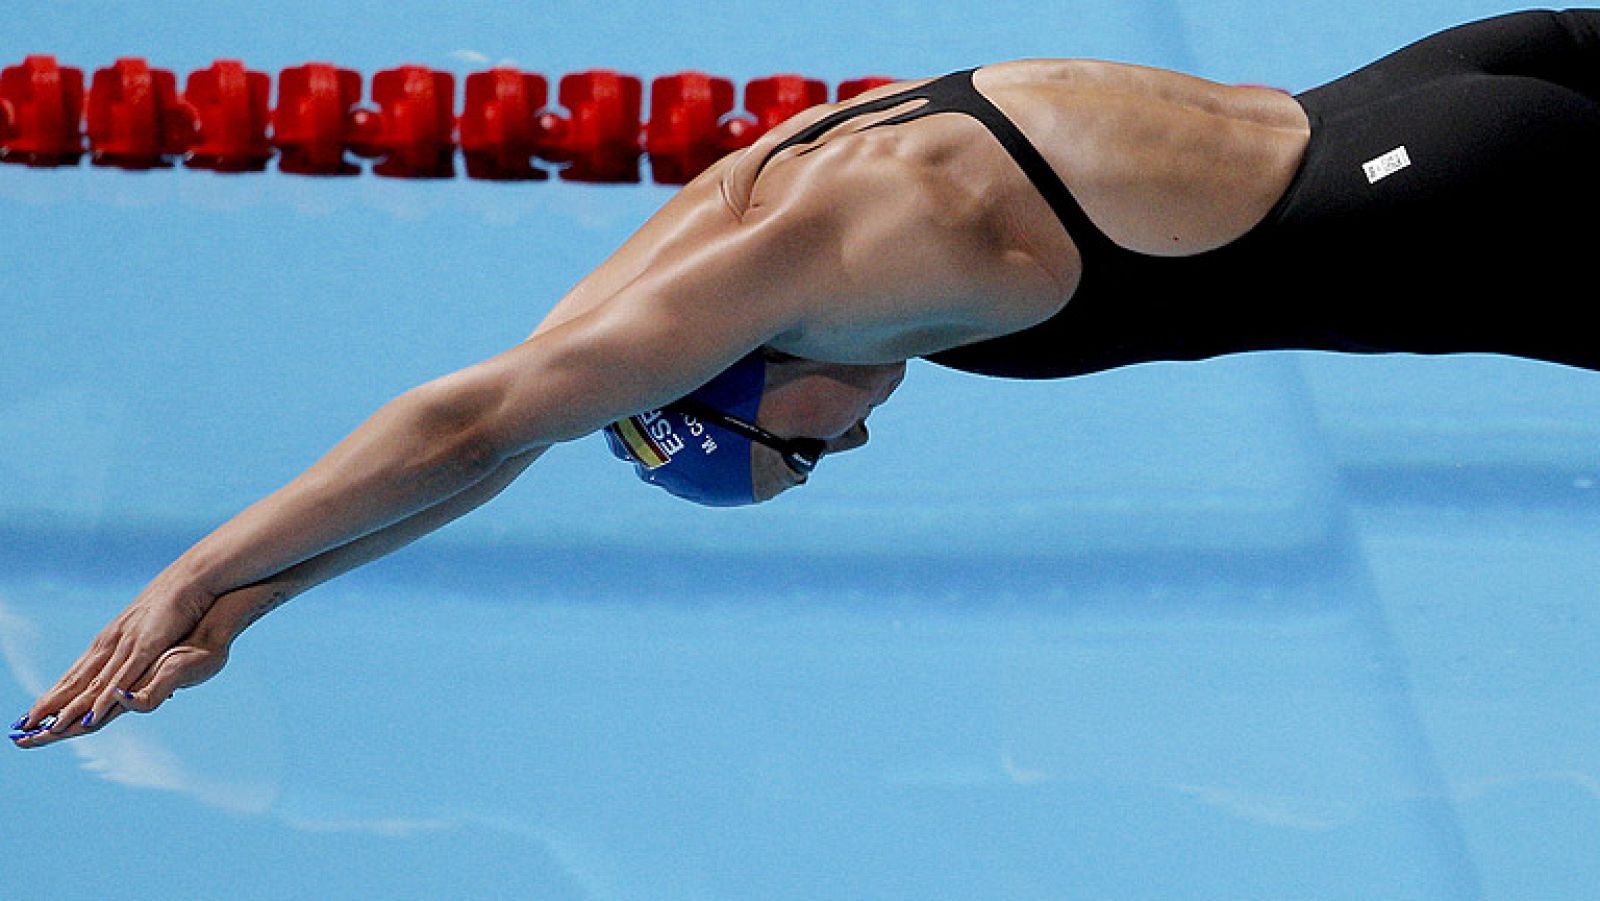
[670,398,827,475]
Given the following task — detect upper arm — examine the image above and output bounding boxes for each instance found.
[528,118,825,341]
[439,191,835,455]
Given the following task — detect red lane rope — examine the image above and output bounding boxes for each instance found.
[0,55,896,184]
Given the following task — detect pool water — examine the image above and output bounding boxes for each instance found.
[4,1,1598,897]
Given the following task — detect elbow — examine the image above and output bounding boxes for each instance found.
[398,380,514,483]
[447,427,508,484]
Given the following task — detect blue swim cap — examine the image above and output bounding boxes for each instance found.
[604,351,767,506]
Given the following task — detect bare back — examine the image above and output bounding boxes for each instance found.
[720,60,1311,362]
[974,60,1310,254]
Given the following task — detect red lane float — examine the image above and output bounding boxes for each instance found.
[86,58,195,168]
[272,63,363,175]
[461,68,547,181]
[745,74,828,137]
[277,63,462,178]
[0,56,85,166]
[0,53,899,183]
[359,66,456,178]
[646,71,737,185]
[538,70,643,183]
[185,60,272,172]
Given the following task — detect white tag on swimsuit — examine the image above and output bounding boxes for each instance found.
[1362,145,1411,184]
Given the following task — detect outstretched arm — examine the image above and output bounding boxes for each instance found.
[14,157,825,749]
[14,446,541,747]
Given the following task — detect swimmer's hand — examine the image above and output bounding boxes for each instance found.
[11,577,229,749]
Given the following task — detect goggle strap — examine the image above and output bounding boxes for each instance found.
[671,399,824,474]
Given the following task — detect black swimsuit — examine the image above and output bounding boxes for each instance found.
[761,10,1600,378]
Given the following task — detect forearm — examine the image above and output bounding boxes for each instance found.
[169,381,533,601]
[192,447,542,646]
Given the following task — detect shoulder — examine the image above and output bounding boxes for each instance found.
[722,120,1072,359]
[719,76,945,213]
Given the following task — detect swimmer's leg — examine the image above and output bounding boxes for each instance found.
[1282,11,1600,370]
[1428,9,1600,99]
[1305,9,1600,104]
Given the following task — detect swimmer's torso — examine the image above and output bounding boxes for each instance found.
[723,60,1311,369]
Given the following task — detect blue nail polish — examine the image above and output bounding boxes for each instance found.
[10,716,24,730]
[116,688,134,700]
[81,712,94,728]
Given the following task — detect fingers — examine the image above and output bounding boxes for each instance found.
[117,680,166,714]
[11,643,220,749]
[13,684,141,749]
[90,646,154,726]
[13,656,112,746]
[15,583,226,750]
[19,608,141,732]
[59,620,175,734]
[8,706,116,748]
[13,637,144,748]
[28,640,113,722]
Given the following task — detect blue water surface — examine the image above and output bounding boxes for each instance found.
[4,1,1599,898]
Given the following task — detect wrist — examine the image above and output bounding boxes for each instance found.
[190,580,296,648]
[168,540,236,601]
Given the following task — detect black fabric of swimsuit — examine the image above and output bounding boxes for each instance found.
[762,10,1600,378]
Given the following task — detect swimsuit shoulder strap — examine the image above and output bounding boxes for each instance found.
[757,69,1110,248]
